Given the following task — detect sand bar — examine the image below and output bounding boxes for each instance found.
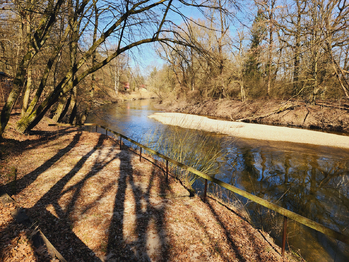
[149,112,349,149]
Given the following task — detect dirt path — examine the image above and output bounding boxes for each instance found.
[0,115,299,261]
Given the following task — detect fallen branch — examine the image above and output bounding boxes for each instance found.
[236,104,301,123]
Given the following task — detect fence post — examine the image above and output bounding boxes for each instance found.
[166,160,169,182]
[140,147,142,162]
[203,179,208,202]
[282,216,287,256]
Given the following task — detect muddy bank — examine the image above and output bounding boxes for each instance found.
[155,98,349,134]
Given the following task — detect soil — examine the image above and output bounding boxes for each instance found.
[0,112,302,261]
[155,98,349,134]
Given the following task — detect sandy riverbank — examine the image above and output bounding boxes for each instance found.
[154,98,349,134]
[149,112,349,149]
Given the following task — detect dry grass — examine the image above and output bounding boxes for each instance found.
[0,113,300,261]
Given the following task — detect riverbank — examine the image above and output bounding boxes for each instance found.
[149,112,349,149]
[154,98,349,134]
[0,113,300,261]
[117,88,157,101]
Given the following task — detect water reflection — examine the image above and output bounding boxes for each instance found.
[87,100,349,262]
[226,140,349,261]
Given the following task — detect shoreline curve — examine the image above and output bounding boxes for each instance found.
[148,112,349,149]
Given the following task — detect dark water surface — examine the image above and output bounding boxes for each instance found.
[87,99,349,262]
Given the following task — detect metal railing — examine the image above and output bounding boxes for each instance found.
[50,123,349,256]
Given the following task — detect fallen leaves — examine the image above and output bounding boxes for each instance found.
[0,114,301,261]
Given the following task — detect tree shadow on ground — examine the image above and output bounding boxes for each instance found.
[106,150,170,261]
[25,134,119,261]
[204,197,282,261]
[0,130,82,195]
[2,133,106,260]
[1,131,104,261]
[1,127,283,261]
[0,127,77,157]
[1,129,174,261]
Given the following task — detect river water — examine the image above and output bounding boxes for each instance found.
[87,99,349,262]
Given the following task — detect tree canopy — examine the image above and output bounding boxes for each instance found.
[0,0,229,136]
[1,0,349,136]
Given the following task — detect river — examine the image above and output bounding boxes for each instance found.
[87,99,349,262]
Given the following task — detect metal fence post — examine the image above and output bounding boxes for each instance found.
[140,147,142,162]
[166,160,169,182]
[282,216,287,256]
[203,179,208,202]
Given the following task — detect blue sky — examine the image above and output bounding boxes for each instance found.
[128,3,210,74]
[127,1,254,76]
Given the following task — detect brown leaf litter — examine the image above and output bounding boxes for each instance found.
[0,114,301,261]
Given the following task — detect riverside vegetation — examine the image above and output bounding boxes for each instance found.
[1,1,349,137]
[143,125,232,190]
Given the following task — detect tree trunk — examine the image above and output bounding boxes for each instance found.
[293,38,300,95]
[64,0,79,124]
[52,94,70,122]
[21,66,32,117]
[83,0,99,121]
[266,0,276,96]
[69,97,77,124]
[0,51,33,136]
[67,86,77,124]
[240,81,246,101]
[0,0,65,136]
[21,5,34,117]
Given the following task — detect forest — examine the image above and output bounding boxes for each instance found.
[0,0,348,137]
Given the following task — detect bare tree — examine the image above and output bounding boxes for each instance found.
[322,0,349,99]
[229,30,247,101]
[1,0,228,136]
[255,0,278,96]
[278,0,307,95]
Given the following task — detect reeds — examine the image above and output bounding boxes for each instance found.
[143,118,232,190]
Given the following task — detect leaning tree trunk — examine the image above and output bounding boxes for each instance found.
[79,0,99,124]
[52,93,71,122]
[67,86,77,124]
[21,8,34,117]
[21,66,32,117]
[0,0,66,136]
[0,52,33,136]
